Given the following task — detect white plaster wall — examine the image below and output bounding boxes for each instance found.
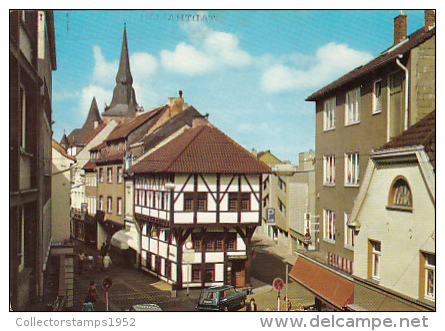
[205,252,224,263]
[353,162,435,299]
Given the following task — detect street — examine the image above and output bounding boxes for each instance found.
[72,237,314,312]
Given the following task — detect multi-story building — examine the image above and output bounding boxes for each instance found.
[128,122,270,289]
[348,111,435,311]
[255,150,316,250]
[10,10,56,310]
[305,10,435,274]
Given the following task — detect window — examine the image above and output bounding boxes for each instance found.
[263,176,269,190]
[117,166,123,183]
[193,238,201,250]
[278,198,286,215]
[422,252,435,301]
[99,168,104,182]
[323,155,335,185]
[227,234,237,251]
[324,209,335,241]
[373,80,383,114]
[192,264,201,282]
[216,238,224,250]
[197,193,208,211]
[205,239,214,251]
[107,196,112,214]
[205,264,215,282]
[107,167,113,183]
[263,194,269,208]
[134,189,139,206]
[369,240,381,280]
[99,196,104,211]
[388,177,412,210]
[228,193,251,211]
[184,193,193,211]
[324,97,336,130]
[279,177,287,192]
[139,190,145,207]
[117,198,122,215]
[345,152,359,186]
[344,212,354,248]
[345,87,361,125]
[19,85,26,148]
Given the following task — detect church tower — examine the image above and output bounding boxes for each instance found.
[102,24,142,124]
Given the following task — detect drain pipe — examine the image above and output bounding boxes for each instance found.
[396,54,409,130]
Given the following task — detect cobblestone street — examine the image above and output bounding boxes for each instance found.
[71,234,314,312]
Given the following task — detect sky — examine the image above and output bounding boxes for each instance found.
[52,10,426,164]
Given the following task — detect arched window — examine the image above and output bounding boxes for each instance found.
[388,176,412,210]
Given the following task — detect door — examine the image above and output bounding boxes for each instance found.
[231,260,246,288]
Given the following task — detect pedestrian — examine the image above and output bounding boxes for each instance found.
[100,242,107,257]
[97,254,103,272]
[281,296,292,311]
[246,298,257,311]
[103,253,112,271]
[87,254,94,270]
[82,295,95,311]
[88,281,97,303]
[78,251,85,274]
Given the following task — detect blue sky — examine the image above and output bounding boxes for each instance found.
[52,10,426,164]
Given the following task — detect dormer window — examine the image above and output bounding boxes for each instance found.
[387,176,412,211]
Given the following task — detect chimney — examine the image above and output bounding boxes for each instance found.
[394,11,407,45]
[424,10,435,31]
[192,113,209,128]
[168,90,185,118]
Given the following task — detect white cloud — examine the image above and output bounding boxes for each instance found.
[261,42,373,93]
[160,42,214,75]
[92,46,118,86]
[160,13,251,75]
[79,85,112,117]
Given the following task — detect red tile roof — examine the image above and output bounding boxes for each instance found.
[82,160,96,171]
[105,105,167,142]
[306,27,435,101]
[89,141,106,152]
[378,110,435,169]
[128,124,271,174]
[78,122,107,146]
[96,150,126,164]
[52,139,76,161]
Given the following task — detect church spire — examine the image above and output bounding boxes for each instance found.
[103,24,139,119]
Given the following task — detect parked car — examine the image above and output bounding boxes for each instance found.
[127,303,163,311]
[196,285,247,311]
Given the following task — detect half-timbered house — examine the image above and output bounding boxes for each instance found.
[127,123,271,290]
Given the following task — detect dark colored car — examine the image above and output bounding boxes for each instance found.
[196,285,247,311]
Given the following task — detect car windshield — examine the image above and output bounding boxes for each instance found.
[200,291,218,303]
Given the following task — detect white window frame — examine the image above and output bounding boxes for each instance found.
[323,209,335,242]
[99,168,104,183]
[107,196,112,214]
[372,79,383,114]
[344,212,354,249]
[117,197,123,216]
[424,253,435,301]
[371,240,381,280]
[323,155,335,185]
[345,87,361,125]
[344,152,360,186]
[99,195,104,211]
[117,166,123,183]
[324,97,336,131]
[107,167,113,183]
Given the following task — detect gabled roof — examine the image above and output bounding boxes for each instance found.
[105,105,168,143]
[132,106,201,152]
[306,26,435,101]
[128,124,271,174]
[67,97,103,145]
[378,110,435,169]
[78,122,107,146]
[60,133,69,148]
[82,160,96,171]
[52,139,76,161]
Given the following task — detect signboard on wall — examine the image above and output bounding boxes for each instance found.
[266,208,275,223]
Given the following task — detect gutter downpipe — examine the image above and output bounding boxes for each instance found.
[396,54,409,130]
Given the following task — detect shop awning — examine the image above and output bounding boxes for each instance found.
[111,229,139,251]
[289,255,354,311]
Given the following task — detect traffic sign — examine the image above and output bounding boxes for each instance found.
[273,277,284,291]
[102,277,113,290]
